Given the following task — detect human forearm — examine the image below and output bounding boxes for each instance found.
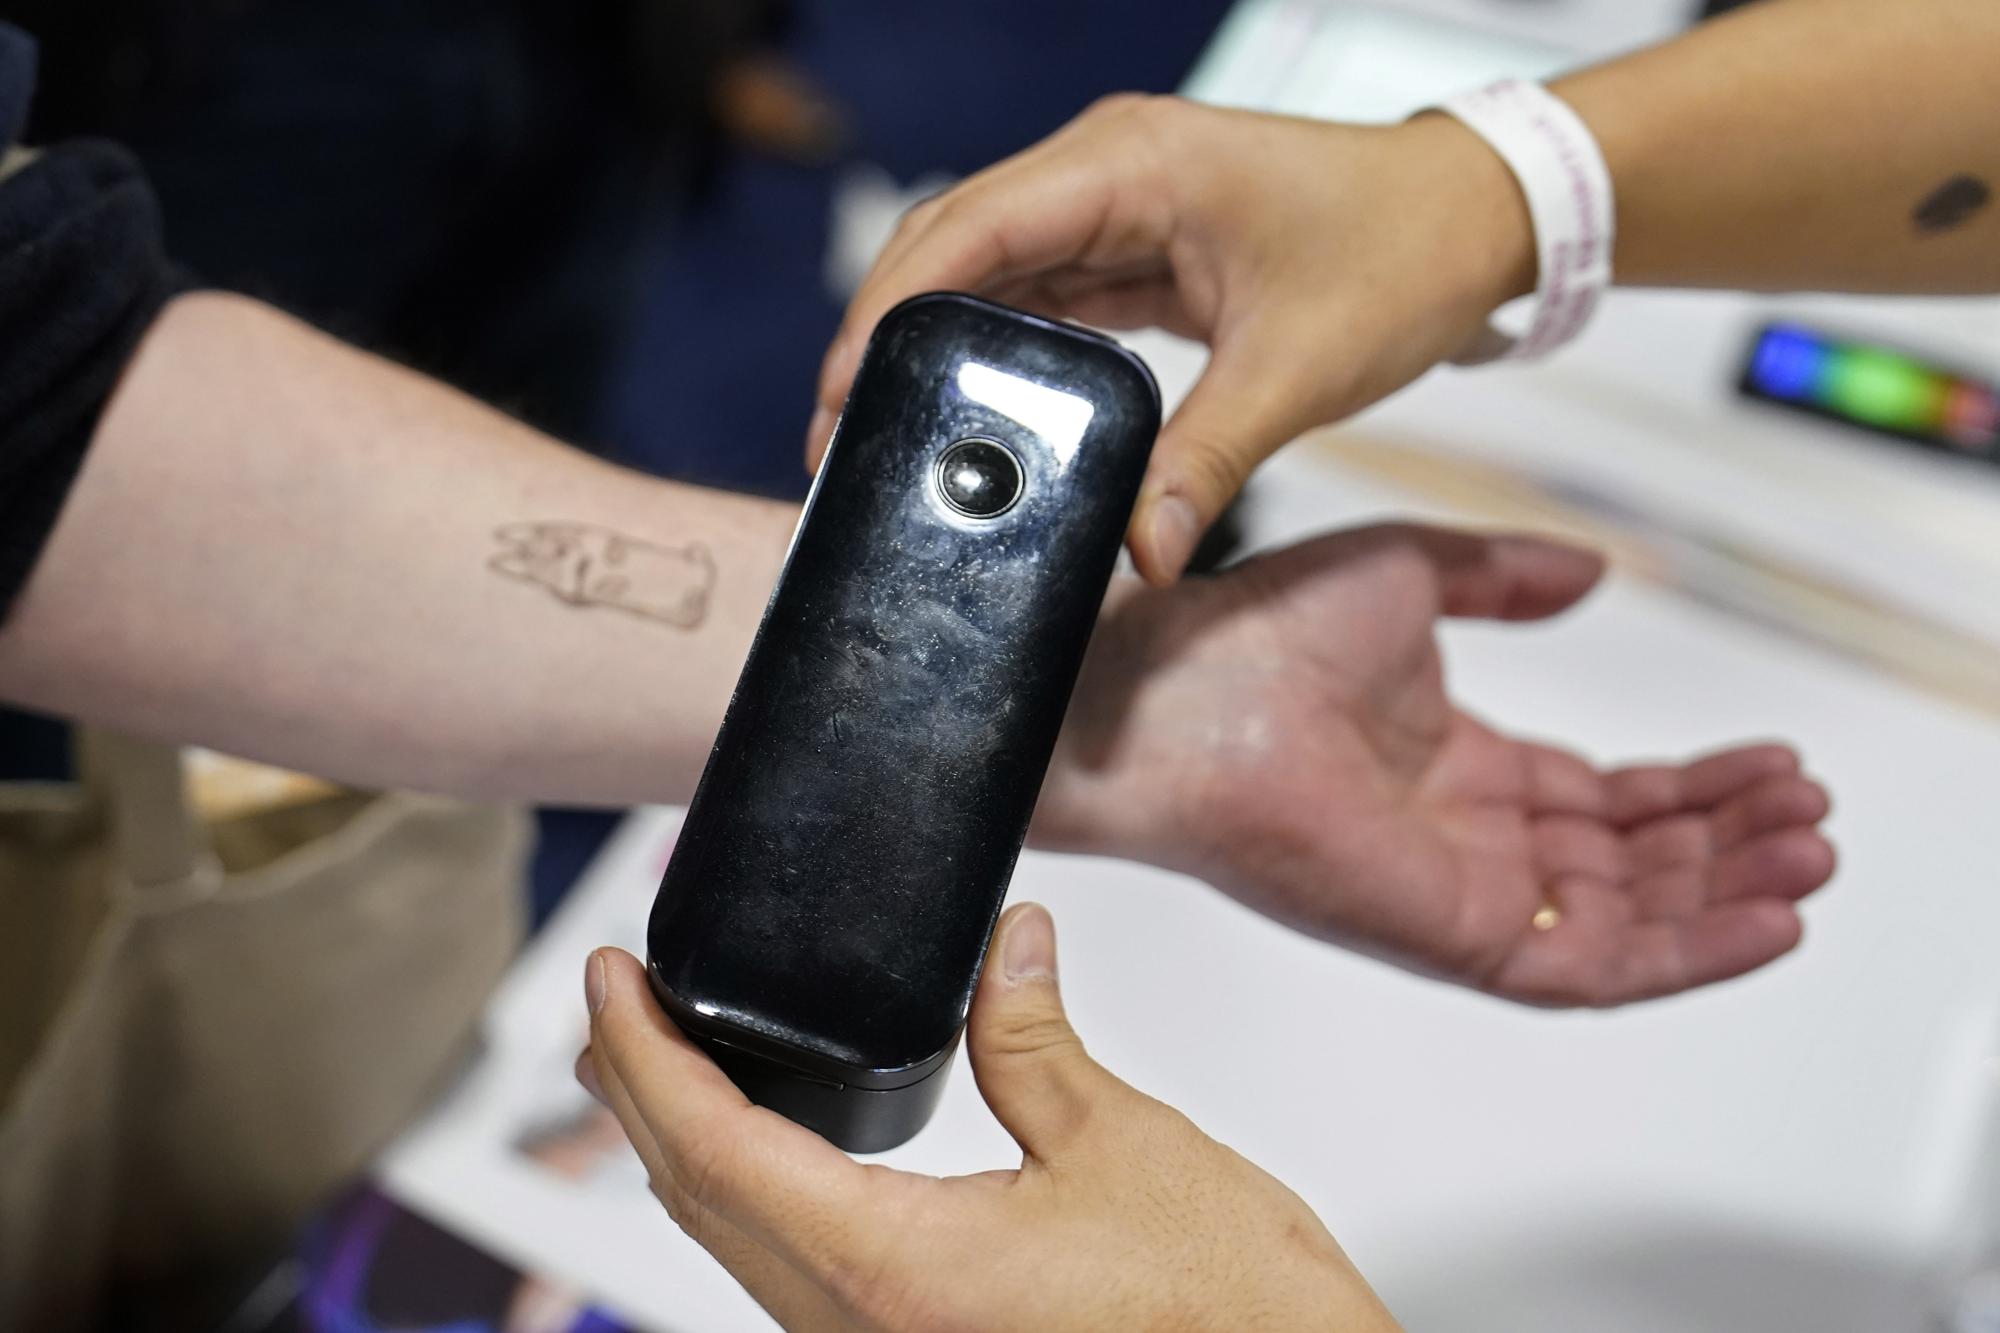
[0,292,796,805]
[0,294,1836,1011]
[1550,0,2000,293]
[820,1,2000,580]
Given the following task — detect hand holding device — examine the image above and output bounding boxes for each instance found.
[809,96,1534,583]
[585,906,1404,1333]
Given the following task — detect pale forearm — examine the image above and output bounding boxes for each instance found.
[0,292,796,805]
[1553,0,2000,293]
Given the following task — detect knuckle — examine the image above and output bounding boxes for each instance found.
[915,185,960,222]
[1172,434,1254,503]
[651,1175,701,1234]
[922,191,970,233]
[1123,1097,1201,1155]
[819,1240,932,1330]
[1076,94,1186,191]
[987,1010,1084,1062]
[1082,90,1170,127]
[1082,90,1147,119]
[825,1266,917,1330]
[814,1200,986,1333]
[890,193,946,241]
[673,1133,739,1217]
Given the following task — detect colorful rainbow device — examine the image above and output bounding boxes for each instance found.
[1739,322,2000,461]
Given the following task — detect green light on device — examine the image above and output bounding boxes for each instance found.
[1825,347,1947,431]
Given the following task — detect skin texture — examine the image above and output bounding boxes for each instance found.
[581,904,1406,1333]
[1048,525,1832,1005]
[812,100,1530,586]
[0,293,1836,1007]
[812,0,2000,583]
[0,276,1831,1329]
[0,293,793,806]
[1563,0,2000,292]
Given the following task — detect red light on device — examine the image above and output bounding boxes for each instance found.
[1942,382,2000,453]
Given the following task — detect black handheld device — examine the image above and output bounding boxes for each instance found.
[646,293,1160,1152]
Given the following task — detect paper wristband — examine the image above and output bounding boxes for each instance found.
[1435,79,1616,365]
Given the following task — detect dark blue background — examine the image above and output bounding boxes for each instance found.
[598,2,1227,498]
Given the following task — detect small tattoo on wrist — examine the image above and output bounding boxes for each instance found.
[489,522,714,628]
[1914,175,1991,233]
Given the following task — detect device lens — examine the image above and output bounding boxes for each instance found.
[935,439,1023,518]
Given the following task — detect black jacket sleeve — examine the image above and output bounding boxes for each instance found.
[0,24,183,623]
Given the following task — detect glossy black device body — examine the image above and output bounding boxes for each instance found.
[646,293,1159,1152]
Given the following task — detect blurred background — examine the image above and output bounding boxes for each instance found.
[9,1,2000,1330]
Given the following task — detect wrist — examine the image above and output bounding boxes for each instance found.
[1425,80,1618,363]
[1393,111,1538,321]
[1030,575,1183,862]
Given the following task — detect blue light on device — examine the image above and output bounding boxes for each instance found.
[1747,324,1831,402]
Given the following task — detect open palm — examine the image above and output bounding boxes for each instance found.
[1044,523,1835,1007]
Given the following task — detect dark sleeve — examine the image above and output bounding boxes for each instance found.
[0,25,28,140]
[0,23,184,623]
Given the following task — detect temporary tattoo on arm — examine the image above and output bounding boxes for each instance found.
[489,522,715,628]
[1913,175,1991,233]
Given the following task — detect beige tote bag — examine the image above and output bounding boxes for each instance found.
[0,731,530,1329]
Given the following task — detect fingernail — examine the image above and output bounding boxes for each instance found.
[1146,494,1202,582]
[1002,904,1057,982]
[585,951,607,1018]
[574,1049,607,1106]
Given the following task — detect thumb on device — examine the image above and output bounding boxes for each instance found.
[966,903,1135,1166]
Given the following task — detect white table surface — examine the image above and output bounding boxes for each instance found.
[384,4,2000,1329]
[382,304,2000,1331]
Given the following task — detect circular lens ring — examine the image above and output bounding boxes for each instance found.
[934,438,1024,519]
